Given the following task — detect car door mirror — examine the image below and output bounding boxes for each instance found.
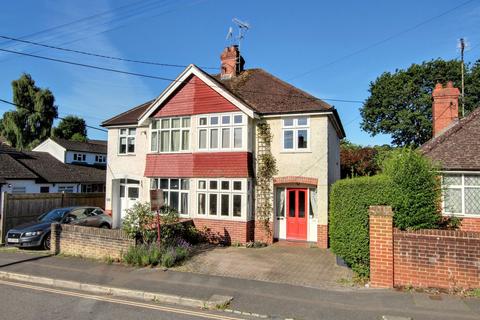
[63,216,74,224]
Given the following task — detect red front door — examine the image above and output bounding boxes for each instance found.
[286,188,308,240]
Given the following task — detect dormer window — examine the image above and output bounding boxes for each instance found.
[73,153,86,162]
[283,117,309,151]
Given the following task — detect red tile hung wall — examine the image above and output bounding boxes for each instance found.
[152,75,239,117]
[145,152,253,178]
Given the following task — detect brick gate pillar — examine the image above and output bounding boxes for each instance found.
[369,206,394,288]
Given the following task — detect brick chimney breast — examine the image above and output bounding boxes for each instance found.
[432,81,460,137]
[220,45,244,80]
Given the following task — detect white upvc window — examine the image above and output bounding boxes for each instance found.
[282,117,310,151]
[198,113,245,151]
[150,178,190,215]
[196,178,246,218]
[119,128,136,154]
[12,186,26,194]
[443,173,480,217]
[151,117,190,153]
[58,185,75,193]
[73,153,86,162]
[95,155,106,163]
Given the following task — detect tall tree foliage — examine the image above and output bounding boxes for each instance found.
[1,73,58,149]
[53,115,87,142]
[361,59,480,147]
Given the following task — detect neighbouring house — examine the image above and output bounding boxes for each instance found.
[0,141,106,194]
[421,81,480,232]
[102,45,345,246]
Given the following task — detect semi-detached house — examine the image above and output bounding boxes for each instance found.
[102,46,345,246]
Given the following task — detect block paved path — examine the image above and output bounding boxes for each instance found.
[174,244,353,289]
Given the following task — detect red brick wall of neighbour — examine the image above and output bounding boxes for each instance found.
[145,152,253,178]
[369,206,480,289]
[459,218,480,232]
[317,225,328,248]
[193,218,254,244]
[152,75,239,117]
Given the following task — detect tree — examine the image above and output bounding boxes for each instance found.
[53,115,87,141]
[340,139,391,178]
[1,73,58,149]
[360,59,480,147]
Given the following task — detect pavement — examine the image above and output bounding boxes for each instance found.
[174,244,353,289]
[0,250,479,320]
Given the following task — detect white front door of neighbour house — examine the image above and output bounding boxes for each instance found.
[119,179,140,220]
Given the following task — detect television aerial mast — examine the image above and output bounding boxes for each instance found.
[226,18,250,51]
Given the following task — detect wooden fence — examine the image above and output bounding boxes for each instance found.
[0,192,105,244]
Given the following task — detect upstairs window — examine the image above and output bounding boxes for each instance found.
[283,117,309,151]
[73,153,86,162]
[198,113,244,151]
[151,117,190,153]
[119,128,136,154]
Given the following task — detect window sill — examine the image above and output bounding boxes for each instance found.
[443,213,480,218]
[194,215,247,221]
[116,153,136,157]
[280,150,312,154]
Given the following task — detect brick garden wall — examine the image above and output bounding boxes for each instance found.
[369,206,480,289]
[193,218,254,244]
[394,229,480,289]
[51,224,134,260]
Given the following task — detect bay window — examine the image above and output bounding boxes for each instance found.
[198,113,245,151]
[443,173,480,216]
[151,117,190,153]
[119,128,136,154]
[150,178,190,215]
[197,178,246,218]
[283,117,309,151]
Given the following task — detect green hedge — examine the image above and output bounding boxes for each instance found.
[329,175,393,277]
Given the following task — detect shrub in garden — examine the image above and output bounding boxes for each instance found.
[122,202,156,243]
[381,148,442,230]
[329,175,393,277]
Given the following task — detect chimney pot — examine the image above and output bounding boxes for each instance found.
[432,81,460,137]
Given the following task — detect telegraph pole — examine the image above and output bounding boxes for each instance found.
[460,38,465,117]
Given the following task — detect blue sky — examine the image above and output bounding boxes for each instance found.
[1,0,479,145]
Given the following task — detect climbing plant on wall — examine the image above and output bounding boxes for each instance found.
[256,121,278,234]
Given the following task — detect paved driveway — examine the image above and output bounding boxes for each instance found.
[174,243,353,289]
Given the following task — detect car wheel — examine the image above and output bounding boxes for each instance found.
[100,224,110,229]
[42,233,51,251]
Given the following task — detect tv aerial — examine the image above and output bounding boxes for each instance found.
[226,18,251,50]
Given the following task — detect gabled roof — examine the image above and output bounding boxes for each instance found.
[421,107,480,171]
[101,66,343,137]
[50,137,107,154]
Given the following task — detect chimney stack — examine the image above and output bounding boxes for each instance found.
[432,81,460,137]
[220,45,244,80]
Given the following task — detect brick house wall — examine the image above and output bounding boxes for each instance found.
[51,224,134,260]
[369,206,480,289]
[459,218,480,232]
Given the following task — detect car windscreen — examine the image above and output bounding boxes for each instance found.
[38,209,69,222]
